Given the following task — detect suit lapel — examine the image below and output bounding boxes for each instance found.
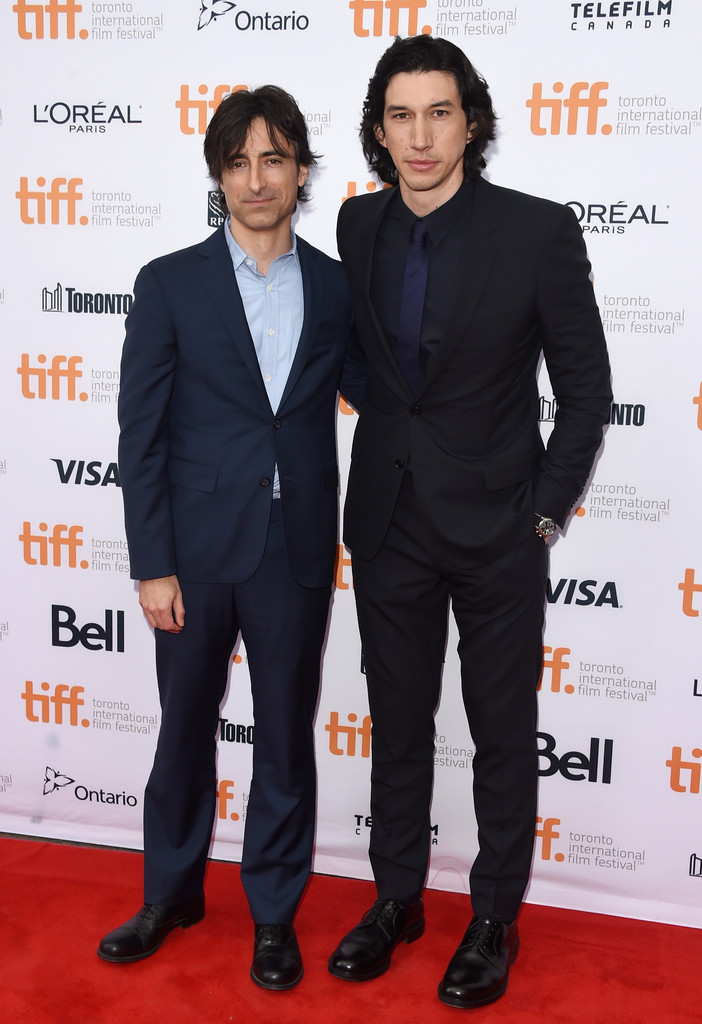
[355,188,416,397]
[278,236,320,409]
[418,177,502,395]
[195,226,272,404]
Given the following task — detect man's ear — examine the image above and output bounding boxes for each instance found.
[374,123,387,149]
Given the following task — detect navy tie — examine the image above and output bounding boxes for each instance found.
[396,219,428,395]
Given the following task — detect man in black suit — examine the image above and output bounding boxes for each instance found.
[98,86,363,990]
[328,36,611,1007]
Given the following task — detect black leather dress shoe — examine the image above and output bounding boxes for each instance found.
[328,897,425,981]
[97,898,205,963]
[250,924,303,990]
[438,915,519,1008]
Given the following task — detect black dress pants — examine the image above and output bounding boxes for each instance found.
[351,473,547,922]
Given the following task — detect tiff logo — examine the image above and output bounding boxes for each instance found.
[535,816,564,862]
[342,180,393,204]
[679,569,702,617]
[326,712,372,757]
[13,0,88,39]
[22,681,89,727]
[538,647,572,694]
[19,522,88,568]
[16,177,88,225]
[216,779,240,822]
[667,747,702,793]
[176,83,247,135]
[335,545,353,590]
[18,354,87,401]
[349,0,430,37]
[527,82,612,136]
[694,383,702,430]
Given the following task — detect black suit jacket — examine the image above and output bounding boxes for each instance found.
[339,177,612,566]
[118,225,362,589]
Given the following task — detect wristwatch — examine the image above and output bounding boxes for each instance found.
[534,513,556,540]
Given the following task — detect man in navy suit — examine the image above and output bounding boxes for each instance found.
[327,37,611,1007]
[98,85,363,990]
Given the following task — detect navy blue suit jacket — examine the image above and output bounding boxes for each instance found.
[118,225,362,589]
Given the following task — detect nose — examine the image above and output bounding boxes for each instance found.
[248,163,265,192]
[410,119,431,150]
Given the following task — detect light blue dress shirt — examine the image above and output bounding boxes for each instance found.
[224,218,304,497]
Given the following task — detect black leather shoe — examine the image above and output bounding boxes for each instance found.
[438,915,519,1008]
[328,897,425,981]
[250,924,303,990]
[97,898,205,963]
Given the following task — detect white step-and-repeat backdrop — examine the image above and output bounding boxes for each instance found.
[2,0,700,929]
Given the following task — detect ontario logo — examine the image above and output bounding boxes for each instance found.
[196,0,310,31]
[42,766,138,806]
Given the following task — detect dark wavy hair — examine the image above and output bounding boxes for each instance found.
[360,35,496,184]
[204,85,318,214]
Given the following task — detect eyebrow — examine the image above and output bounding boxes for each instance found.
[228,147,291,160]
[386,99,456,112]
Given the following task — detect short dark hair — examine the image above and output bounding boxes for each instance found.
[204,85,318,213]
[360,35,496,184]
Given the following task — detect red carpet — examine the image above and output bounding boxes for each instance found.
[1,836,700,1023]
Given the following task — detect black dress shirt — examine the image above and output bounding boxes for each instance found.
[371,177,475,390]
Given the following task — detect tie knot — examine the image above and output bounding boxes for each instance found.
[410,219,427,246]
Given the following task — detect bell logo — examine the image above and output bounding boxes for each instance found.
[679,568,702,617]
[667,747,702,793]
[18,354,87,401]
[51,605,124,652]
[14,0,88,39]
[693,383,702,430]
[535,816,564,861]
[19,522,88,568]
[349,0,432,38]
[538,732,613,784]
[16,177,88,225]
[216,779,240,821]
[538,646,572,693]
[326,711,372,757]
[527,81,612,136]
[22,681,89,727]
[176,83,247,135]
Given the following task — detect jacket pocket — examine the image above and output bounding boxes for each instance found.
[168,456,218,493]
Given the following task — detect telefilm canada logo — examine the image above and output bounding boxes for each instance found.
[569,1,672,32]
[196,0,310,32]
[42,766,139,807]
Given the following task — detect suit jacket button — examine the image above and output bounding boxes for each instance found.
[395,459,404,469]
[410,405,421,417]
[273,418,281,429]
[260,477,271,487]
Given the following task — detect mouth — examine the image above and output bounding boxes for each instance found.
[406,160,439,172]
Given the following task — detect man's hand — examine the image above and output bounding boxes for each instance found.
[139,575,185,633]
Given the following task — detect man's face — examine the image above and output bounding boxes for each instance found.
[376,70,476,212]
[219,116,308,237]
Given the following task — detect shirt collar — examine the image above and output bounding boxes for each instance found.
[394,177,475,247]
[224,216,299,272]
